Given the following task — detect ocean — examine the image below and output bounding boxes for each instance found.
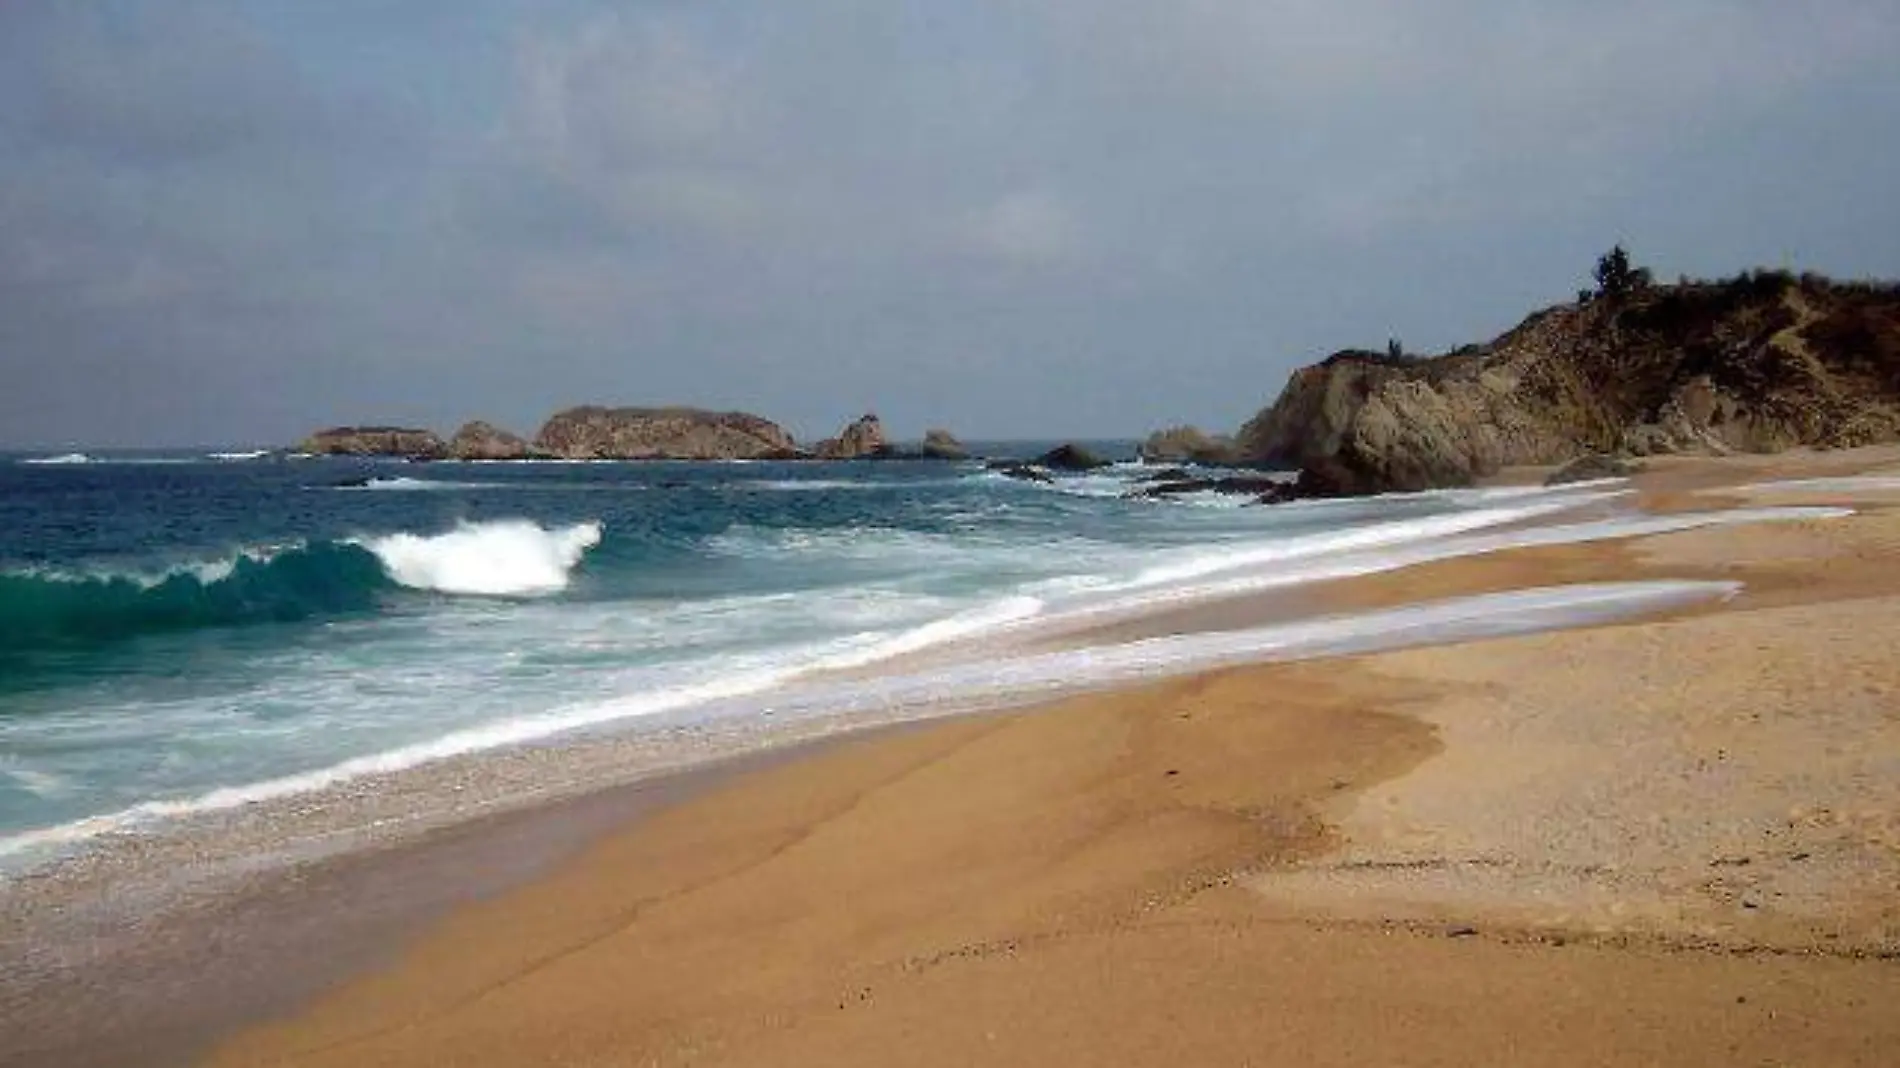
[0,446,1836,873]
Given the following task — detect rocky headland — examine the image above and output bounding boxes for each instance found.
[1233,268,1900,495]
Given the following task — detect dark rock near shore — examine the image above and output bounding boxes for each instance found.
[1128,474,1291,501]
[448,421,533,461]
[1545,453,1642,485]
[534,406,797,460]
[986,460,1054,484]
[298,426,447,460]
[1235,272,1900,495]
[1036,444,1111,471]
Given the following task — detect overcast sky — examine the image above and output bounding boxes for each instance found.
[4,1,1898,448]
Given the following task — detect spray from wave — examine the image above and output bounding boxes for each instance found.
[354,520,601,596]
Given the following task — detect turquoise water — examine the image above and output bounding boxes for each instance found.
[0,447,1755,860]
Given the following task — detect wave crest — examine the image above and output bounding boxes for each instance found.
[1,520,603,650]
[356,520,601,597]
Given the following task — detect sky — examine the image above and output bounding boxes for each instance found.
[3,1,1898,448]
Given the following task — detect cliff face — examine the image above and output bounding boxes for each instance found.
[298,426,447,459]
[533,406,798,460]
[448,421,532,461]
[1237,274,1900,493]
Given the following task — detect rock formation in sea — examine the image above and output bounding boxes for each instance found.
[533,406,800,460]
[985,459,1054,484]
[920,428,969,460]
[1036,443,1112,471]
[297,427,447,459]
[815,414,888,459]
[1137,425,1239,465]
[1236,270,1900,495]
[448,421,533,461]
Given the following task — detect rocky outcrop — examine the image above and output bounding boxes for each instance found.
[1036,444,1112,471]
[533,407,798,460]
[298,426,446,459]
[1545,453,1641,486]
[448,421,533,461]
[920,428,969,460]
[815,414,888,459]
[1127,474,1291,501]
[1138,425,1239,465]
[985,460,1054,484]
[1237,273,1900,494]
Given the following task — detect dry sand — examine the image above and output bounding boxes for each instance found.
[197,449,1900,1068]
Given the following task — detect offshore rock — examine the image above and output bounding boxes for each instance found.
[297,426,447,460]
[1036,444,1112,471]
[815,414,888,459]
[985,460,1054,484]
[920,428,970,460]
[1138,425,1239,465]
[448,421,533,461]
[533,407,797,460]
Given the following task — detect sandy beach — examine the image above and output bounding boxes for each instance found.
[171,449,1900,1067]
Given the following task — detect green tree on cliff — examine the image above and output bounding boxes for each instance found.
[1593,244,1653,301]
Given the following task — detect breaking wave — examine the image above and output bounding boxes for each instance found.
[0,520,603,649]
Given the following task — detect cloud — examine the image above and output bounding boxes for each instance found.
[2,2,1898,446]
[954,189,1080,266]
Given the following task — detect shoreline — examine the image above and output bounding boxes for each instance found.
[7,447,1900,1065]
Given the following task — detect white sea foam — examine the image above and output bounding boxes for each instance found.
[356,520,602,596]
[813,595,1047,671]
[0,580,1738,862]
[1119,493,1623,590]
[760,581,1743,717]
[335,476,507,491]
[1734,475,1900,495]
[1000,505,1851,638]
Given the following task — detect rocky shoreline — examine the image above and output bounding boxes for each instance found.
[296,265,1900,499]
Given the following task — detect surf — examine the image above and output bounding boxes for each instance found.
[0,519,604,650]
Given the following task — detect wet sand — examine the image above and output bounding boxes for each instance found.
[189,449,1900,1067]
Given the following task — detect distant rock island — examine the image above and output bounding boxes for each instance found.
[298,426,448,460]
[297,408,973,463]
[814,414,886,460]
[533,406,799,461]
[449,420,533,461]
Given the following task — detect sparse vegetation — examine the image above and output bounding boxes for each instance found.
[1593,244,1652,301]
